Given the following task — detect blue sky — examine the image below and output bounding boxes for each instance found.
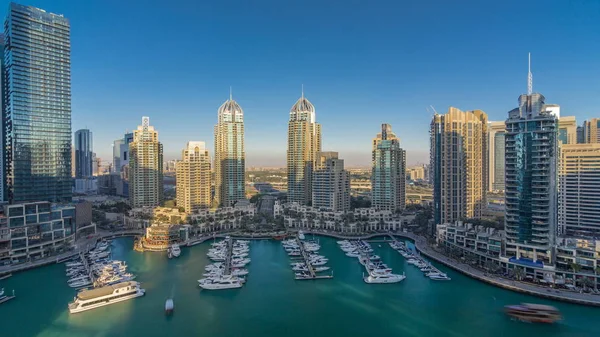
[4,0,600,167]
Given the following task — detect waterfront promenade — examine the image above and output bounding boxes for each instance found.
[305,229,600,307]
[3,227,600,307]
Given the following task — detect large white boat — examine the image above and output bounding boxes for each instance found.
[171,244,181,258]
[198,275,243,290]
[364,273,406,284]
[298,231,305,240]
[68,281,145,314]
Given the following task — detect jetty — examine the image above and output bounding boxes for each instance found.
[293,236,333,281]
[79,251,97,285]
[0,289,16,305]
[223,238,233,275]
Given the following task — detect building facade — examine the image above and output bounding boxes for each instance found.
[371,124,406,212]
[431,108,488,225]
[129,117,163,207]
[214,94,245,207]
[583,118,600,144]
[558,144,600,238]
[74,129,93,178]
[0,201,75,264]
[3,4,72,203]
[176,142,211,213]
[312,152,350,212]
[558,116,577,145]
[504,92,558,265]
[488,121,506,192]
[287,92,321,205]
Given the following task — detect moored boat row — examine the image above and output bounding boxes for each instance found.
[338,240,406,284]
[390,240,451,281]
[198,238,250,290]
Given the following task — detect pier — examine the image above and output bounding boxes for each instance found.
[79,251,97,286]
[223,238,233,275]
[293,236,333,281]
[0,290,16,305]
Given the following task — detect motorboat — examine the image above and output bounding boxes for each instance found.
[345,252,360,258]
[68,278,92,288]
[369,255,381,261]
[165,298,174,315]
[429,274,451,281]
[310,260,328,266]
[68,281,145,314]
[314,266,330,272]
[298,231,305,240]
[504,303,562,323]
[364,273,406,284]
[198,275,243,290]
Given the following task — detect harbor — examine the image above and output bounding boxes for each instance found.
[338,239,406,283]
[283,232,333,280]
[1,236,600,337]
[198,237,251,289]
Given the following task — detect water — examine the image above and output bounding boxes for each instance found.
[1,236,599,337]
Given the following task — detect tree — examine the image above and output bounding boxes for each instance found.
[569,262,582,274]
[513,267,525,281]
[580,277,595,290]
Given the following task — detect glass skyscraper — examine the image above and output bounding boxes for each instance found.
[504,92,558,265]
[3,3,72,203]
[74,129,93,178]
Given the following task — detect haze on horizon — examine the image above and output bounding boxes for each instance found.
[3,0,598,167]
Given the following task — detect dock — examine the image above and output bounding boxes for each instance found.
[0,273,12,281]
[80,251,97,285]
[223,238,233,275]
[0,295,16,305]
[293,236,333,281]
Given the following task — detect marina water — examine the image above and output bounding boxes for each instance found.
[1,237,599,337]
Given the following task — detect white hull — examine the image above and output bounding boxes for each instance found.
[199,282,243,290]
[364,275,406,284]
[69,290,145,313]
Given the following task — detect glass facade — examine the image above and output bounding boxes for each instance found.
[504,94,558,264]
[4,3,72,203]
[74,129,93,178]
[371,124,405,212]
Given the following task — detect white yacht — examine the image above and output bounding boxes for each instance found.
[198,275,243,290]
[171,244,181,258]
[68,281,145,314]
[428,273,451,281]
[364,273,406,284]
[298,231,305,240]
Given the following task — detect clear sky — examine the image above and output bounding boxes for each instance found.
[3,0,599,167]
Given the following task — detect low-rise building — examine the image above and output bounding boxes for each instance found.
[436,221,503,258]
[0,202,77,265]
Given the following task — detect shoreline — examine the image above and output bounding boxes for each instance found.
[3,229,600,307]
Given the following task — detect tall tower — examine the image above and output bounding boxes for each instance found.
[312,152,350,212]
[431,108,488,224]
[214,91,245,207]
[488,121,506,192]
[504,55,558,264]
[371,124,406,212]
[287,89,321,205]
[129,117,163,207]
[176,141,211,213]
[74,129,94,178]
[4,4,72,203]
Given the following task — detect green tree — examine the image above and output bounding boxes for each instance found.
[569,262,582,274]
[513,267,525,281]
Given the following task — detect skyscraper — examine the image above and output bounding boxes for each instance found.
[0,33,5,202]
[504,55,558,264]
[558,144,600,237]
[74,129,93,178]
[431,108,488,224]
[214,92,245,207]
[582,118,600,144]
[371,124,406,212]
[488,121,506,192]
[557,116,577,145]
[312,152,350,212]
[176,141,211,213]
[129,117,163,207]
[287,90,321,205]
[3,3,72,203]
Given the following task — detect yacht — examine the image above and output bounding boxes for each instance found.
[198,275,243,290]
[298,231,305,240]
[165,298,174,315]
[68,278,92,289]
[171,244,181,258]
[504,303,562,323]
[364,273,406,284]
[314,266,330,272]
[345,251,360,258]
[68,281,145,314]
[429,273,451,281]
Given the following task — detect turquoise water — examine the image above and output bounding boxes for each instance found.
[1,236,599,337]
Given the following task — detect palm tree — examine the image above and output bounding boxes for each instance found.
[581,277,595,291]
[569,262,582,274]
[513,267,525,281]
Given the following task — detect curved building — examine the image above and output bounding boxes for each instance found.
[287,91,321,205]
[214,93,245,207]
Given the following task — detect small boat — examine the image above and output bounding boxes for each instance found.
[171,244,181,258]
[298,231,305,240]
[364,273,406,284]
[165,298,174,315]
[428,273,451,281]
[504,303,562,324]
